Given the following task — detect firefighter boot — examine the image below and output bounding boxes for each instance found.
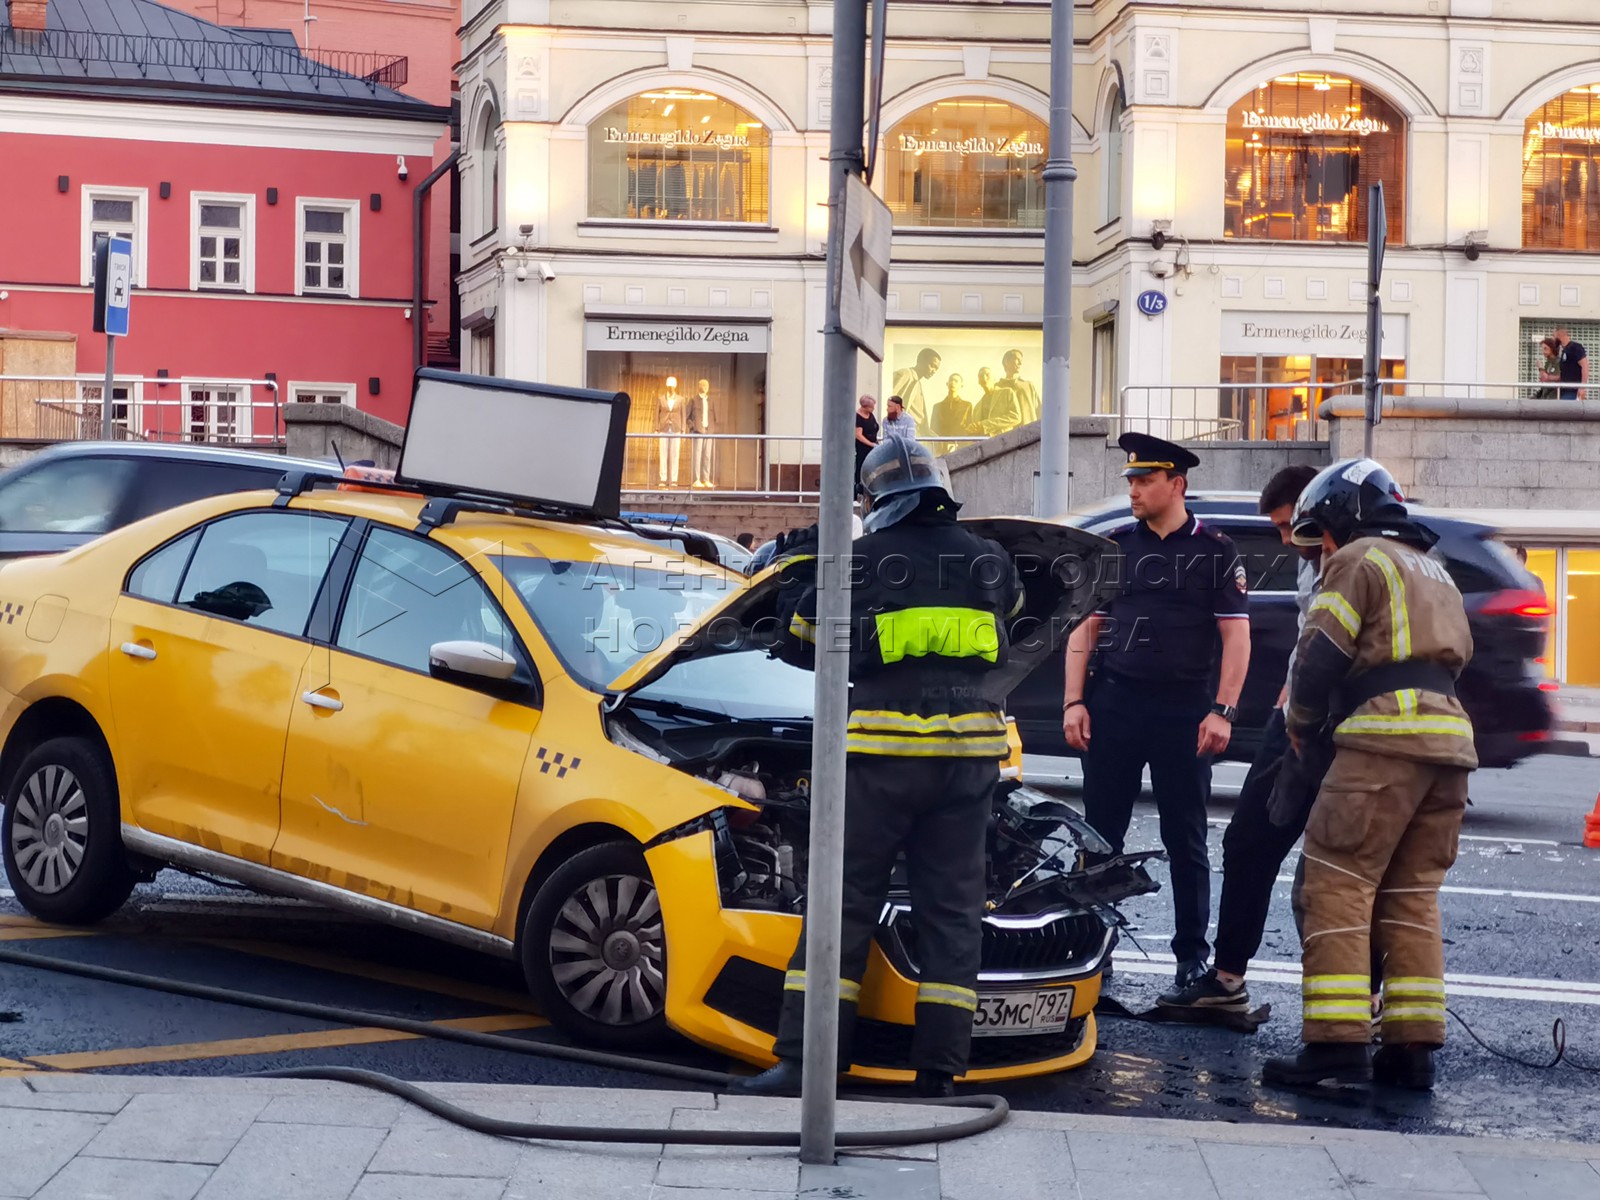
[1262,1043,1372,1088]
[914,1070,956,1098]
[735,1059,807,1097]
[1373,1043,1436,1091]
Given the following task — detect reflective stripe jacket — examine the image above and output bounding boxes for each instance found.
[775,508,1024,759]
[1286,536,1478,769]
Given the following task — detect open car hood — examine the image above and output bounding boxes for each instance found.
[607,516,1119,704]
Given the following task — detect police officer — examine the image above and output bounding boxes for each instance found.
[740,438,1023,1098]
[1263,459,1476,1091]
[1062,432,1252,989]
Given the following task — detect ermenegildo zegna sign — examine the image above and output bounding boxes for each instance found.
[584,321,772,354]
[896,133,1044,157]
[601,127,752,149]
[1220,311,1409,359]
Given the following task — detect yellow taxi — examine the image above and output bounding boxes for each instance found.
[0,372,1154,1083]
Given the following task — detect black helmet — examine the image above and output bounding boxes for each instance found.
[1290,459,1408,549]
[859,439,951,532]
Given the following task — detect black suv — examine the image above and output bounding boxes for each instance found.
[0,442,330,562]
[1008,491,1557,770]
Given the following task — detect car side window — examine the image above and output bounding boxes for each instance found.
[124,460,284,523]
[0,456,139,534]
[127,530,201,603]
[335,527,518,676]
[1217,523,1301,593]
[175,511,350,636]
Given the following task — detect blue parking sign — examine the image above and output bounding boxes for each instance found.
[101,236,133,337]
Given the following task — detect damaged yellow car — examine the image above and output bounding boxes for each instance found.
[0,409,1155,1086]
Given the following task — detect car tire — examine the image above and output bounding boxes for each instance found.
[2,736,136,925]
[521,841,669,1050]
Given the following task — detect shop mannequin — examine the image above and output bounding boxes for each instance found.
[689,378,715,488]
[656,376,686,487]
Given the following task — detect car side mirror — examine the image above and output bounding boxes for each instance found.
[429,640,522,697]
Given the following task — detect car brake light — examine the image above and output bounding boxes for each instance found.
[1481,589,1553,618]
[1539,682,1560,693]
[1518,731,1551,742]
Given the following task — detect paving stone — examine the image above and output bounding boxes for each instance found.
[389,1097,541,1131]
[1461,1155,1600,1200]
[649,1190,789,1200]
[197,1121,385,1200]
[81,1093,269,1166]
[1068,1131,1221,1200]
[0,1108,111,1198]
[258,1092,407,1128]
[32,1156,213,1200]
[366,1123,525,1178]
[1196,1143,1352,1200]
[801,1158,940,1198]
[350,1178,508,1200]
[1350,1191,1491,1200]
[938,1127,1073,1200]
[0,1085,131,1115]
[501,1141,661,1200]
[656,1145,802,1193]
[1326,1141,1483,1193]
[1075,1168,1223,1200]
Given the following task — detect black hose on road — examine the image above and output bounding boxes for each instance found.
[0,944,1010,1146]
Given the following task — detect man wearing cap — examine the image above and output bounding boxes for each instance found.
[1062,432,1253,988]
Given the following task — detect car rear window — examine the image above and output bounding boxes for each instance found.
[125,459,284,523]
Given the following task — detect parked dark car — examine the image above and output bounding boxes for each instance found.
[1007,491,1557,770]
[0,442,330,562]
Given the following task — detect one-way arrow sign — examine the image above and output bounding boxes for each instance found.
[835,173,892,361]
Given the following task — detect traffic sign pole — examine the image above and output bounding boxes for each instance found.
[1034,0,1077,519]
[101,337,117,440]
[1363,182,1386,458]
[93,234,134,440]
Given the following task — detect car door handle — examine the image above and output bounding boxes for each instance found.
[301,690,343,712]
[119,642,157,661]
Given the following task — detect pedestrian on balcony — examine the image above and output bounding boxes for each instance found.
[1554,326,1588,401]
[1536,337,1561,400]
[1061,432,1253,991]
[880,395,919,445]
[854,395,880,498]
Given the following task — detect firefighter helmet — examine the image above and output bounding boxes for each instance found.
[859,439,950,533]
[1290,458,1408,549]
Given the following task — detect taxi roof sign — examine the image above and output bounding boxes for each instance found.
[397,369,630,519]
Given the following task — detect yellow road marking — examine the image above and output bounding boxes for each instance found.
[193,937,540,1014]
[0,917,95,942]
[25,1011,548,1072]
[0,1056,34,1070]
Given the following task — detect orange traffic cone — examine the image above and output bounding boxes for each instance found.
[1585,795,1600,850]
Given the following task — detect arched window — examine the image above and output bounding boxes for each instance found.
[882,97,1047,228]
[1523,88,1600,249]
[588,91,771,224]
[1103,88,1125,223]
[479,111,499,236]
[1223,73,1405,243]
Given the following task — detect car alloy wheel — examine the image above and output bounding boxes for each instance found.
[548,872,667,1027]
[10,764,89,895]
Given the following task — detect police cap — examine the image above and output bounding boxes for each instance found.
[1118,431,1200,478]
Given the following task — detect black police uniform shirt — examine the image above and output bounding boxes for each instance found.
[1093,512,1250,687]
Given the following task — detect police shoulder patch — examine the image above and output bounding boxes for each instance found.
[1234,562,1249,593]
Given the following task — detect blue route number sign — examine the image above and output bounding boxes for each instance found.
[1136,290,1168,318]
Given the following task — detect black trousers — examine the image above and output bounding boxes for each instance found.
[774,754,995,1076]
[1081,672,1213,965]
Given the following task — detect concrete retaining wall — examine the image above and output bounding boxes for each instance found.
[283,402,405,468]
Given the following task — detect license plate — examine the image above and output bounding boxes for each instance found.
[970,986,1075,1038]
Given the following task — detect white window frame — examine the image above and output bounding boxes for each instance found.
[183,382,251,444]
[75,378,138,439]
[295,198,361,298]
[190,192,257,293]
[81,186,150,287]
[287,381,356,406]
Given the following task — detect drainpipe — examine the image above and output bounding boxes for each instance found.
[414,148,461,372]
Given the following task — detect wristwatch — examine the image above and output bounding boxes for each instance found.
[1210,702,1237,723]
[1063,699,1087,713]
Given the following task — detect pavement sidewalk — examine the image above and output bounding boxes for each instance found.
[2,1073,1597,1200]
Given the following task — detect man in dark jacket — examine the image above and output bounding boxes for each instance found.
[739,438,1023,1098]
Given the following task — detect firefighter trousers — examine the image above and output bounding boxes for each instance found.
[1297,747,1468,1047]
[774,754,996,1077]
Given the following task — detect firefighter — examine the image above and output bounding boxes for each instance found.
[1262,458,1477,1091]
[738,438,1024,1099]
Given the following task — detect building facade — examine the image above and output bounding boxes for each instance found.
[0,0,449,435]
[460,0,1600,490]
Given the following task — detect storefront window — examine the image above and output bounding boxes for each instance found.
[588,91,770,224]
[1224,73,1405,243]
[1220,354,1405,440]
[880,326,1045,453]
[1522,88,1600,250]
[1565,550,1600,687]
[882,98,1047,228]
[1524,548,1558,680]
[586,322,768,491]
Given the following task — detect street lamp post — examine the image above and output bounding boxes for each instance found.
[1035,0,1076,519]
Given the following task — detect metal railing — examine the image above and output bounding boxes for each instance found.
[0,375,282,446]
[0,26,408,90]
[620,432,979,501]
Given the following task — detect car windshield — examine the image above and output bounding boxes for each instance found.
[497,556,744,691]
[629,646,815,722]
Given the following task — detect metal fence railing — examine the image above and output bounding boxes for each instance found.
[0,375,283,446]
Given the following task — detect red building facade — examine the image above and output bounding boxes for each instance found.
[0,0,449,437]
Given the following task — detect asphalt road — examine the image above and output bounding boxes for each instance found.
[2,751,1597,1143]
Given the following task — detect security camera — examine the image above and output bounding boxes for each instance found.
[515,265,528,282]
[397,155,408,182]
[1148,258,1174,279]
[537,261,555,282]
[519,223,534,237]
[1151,219,1172,251]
